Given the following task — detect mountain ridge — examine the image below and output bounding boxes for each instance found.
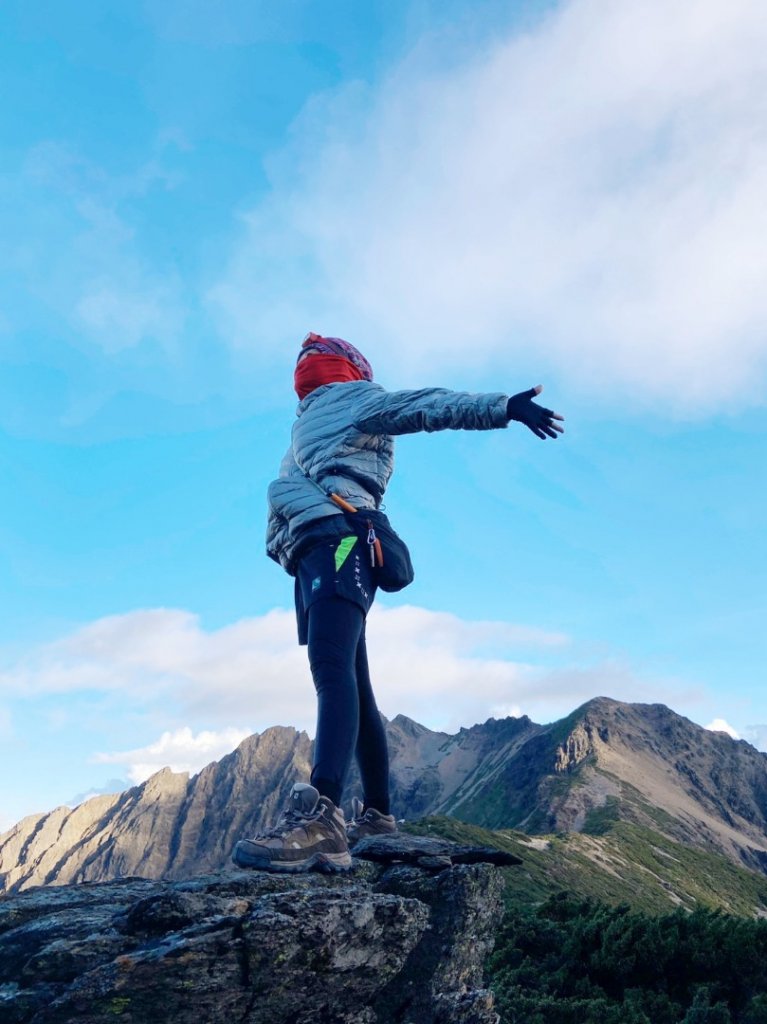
[2,696,767,892]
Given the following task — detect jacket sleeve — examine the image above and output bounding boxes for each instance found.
[350,386,510,436]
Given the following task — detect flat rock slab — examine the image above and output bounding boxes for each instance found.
[351,833,523,869]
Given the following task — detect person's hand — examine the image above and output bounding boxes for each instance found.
[506,385,565,440]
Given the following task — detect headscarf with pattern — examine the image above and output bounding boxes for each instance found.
[294,333,374,399]
[297,333,373,381]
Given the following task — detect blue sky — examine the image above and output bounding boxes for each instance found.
[2,0,766,829]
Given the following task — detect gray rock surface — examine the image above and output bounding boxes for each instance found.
[0,836,506,1024]
[352,834,522,869]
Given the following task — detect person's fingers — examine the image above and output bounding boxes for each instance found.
[540,406,564,422]
[537,407,564,431]
[543,425,559,438]
[533,384,543,395]
[532,425,547,439]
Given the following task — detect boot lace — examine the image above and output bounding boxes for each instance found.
[259,806,319,840]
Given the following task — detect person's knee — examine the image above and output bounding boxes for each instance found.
[308,643,356,681]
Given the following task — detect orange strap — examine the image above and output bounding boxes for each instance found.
[330,493,359,514]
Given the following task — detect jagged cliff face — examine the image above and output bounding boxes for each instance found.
[3,697,767,892]
[0,727,312,893]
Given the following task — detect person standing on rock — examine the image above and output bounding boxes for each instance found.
[232,333,564,873]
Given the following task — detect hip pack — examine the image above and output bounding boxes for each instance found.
[331,495,415,593]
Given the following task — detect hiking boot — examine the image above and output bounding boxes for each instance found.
[347,797,398,845]
[232,783,351,873]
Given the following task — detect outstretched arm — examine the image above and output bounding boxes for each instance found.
[506,385,565,440]
[351,386,510,435]
[351,383,564,439]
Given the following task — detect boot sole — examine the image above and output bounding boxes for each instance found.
[232,843,352,874]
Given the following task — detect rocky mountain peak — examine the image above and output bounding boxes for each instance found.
[389,713,437,739]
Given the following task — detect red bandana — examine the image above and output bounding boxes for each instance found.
[294,354,365,399]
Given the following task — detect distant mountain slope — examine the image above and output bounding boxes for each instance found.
[408,817,767,918]
[441,697,767,875]
[2,697,767,892]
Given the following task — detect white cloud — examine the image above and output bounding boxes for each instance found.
[0,608,309,728]
[705,717,740,739]
[0,602,688,735]
[211,0,767,414]
[94,727,252,784]
[367,604,580,728]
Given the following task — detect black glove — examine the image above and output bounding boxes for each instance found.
[506,385,564,440]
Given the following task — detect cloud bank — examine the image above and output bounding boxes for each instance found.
[212,0,767,414]
[3,604,690,743]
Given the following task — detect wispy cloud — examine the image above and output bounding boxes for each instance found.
[75,279,183,354]
[0,603,688,734]
[211,0,767,414]
[9,141,186,354]
[0,608,306,725]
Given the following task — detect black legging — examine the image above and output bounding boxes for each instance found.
[307,596,390,813]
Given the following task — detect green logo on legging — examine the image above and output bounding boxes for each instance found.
[334,536,358,571]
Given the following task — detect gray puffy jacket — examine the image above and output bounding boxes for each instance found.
[266,380,509,573]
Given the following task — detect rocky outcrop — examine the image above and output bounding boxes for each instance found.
[0,837,509,1024]
[554,721,601,773]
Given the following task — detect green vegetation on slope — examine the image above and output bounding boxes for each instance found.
[406,816,767,1023]
[404,817,767,917]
